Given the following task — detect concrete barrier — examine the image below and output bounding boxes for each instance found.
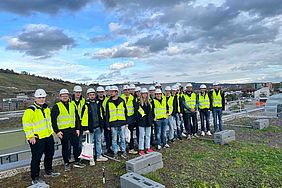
[126,152,163,175]
[214,130,235,145]
[252,119,269,130]
[120,172,165,188]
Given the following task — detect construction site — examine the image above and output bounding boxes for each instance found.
[0,81,281,188]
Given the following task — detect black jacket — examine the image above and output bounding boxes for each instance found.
[86,99,103,133]
[138,102,154,127]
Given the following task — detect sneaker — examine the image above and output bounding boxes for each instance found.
[182,133,187,137]
[64,163,71,172]
[113,154,118,160]
[121,152,127,159]
[73,161,86,168]
[187,135,192,140]
[170,139,175,143]
[207,131,212,136]
[157,145,162,150]
[147,148,154,153]
[44,170,60,177]
[193,134,199,138]
[178,137,183,141]
[139,150,145,155]
[201,131,205,136]
[164,144,170,148]
[32,177,46,185]
[96,156,108,162]
[89,160,96,166]
[128,149,138,155]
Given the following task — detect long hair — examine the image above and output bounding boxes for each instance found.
[140,93,151,107]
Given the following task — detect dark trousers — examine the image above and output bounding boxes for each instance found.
[128,123,139,150]
[150,122,157,146]
[104,126,112,151]
[200,109,210,131]
[183,112,197,135]
[29,135,54,180]
[61,129,80,164]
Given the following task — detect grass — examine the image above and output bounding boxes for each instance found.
[1,119,282,188]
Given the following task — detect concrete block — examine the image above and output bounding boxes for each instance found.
[120,172,165,188]
[27,182,49,188]
[126,152,163,174]
[214,130,235,145]
[252,119,269,130]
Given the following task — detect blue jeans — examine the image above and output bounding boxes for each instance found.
[90,127,102,158]
[200,110,210,132]
[212,108,223,132]
[173,113,183,139]
[111,126,126,154]
[155,119,168,147]
[167,115,175,140]
[138,126,151,150]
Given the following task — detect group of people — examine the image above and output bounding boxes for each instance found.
[22,82,225,185]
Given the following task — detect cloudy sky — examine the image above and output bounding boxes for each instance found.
[0,0,281,84]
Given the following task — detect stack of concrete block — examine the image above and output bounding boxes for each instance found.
[126,152,163,175]
[214,130,235,145]
[252,119,269,130]
[120,172,165,188]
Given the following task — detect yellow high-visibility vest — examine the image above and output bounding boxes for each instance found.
[102,97,109,116]
[166,95,174,115]
[108,101,126,122]
[153,98,167,120]
[183,93,196,110]
[212,90,222,108]
[81,105,88,127]
[22,103,54,140]
[71,98,85,119]
[57,101,76,130]
[121,94,135,117]
[199,93,210,109]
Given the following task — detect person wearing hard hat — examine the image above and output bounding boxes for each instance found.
[171,85,183,141]
[152,89,169,150]
[149,86,156,102]
[105,86,128,159]
[51,89,85,171]
[85,88,108,162]
[71,85,87,152]
[22,89,60,186]
[121,85,138,155]
[137,88,154,155]
[165,86,175,143]
[129,84,136,96]
[210,82,225,132]
[198,84,212,136]
[134,86,141,98]
[102,86,113,154]
[181,83,198,140]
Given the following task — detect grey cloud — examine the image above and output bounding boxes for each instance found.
[0,0,94,15]
[91,34,113,43]
[6,24,75,59]
[134,34,169,52]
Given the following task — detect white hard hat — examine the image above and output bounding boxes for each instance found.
[155,89,162,94]
[59,89,69,95]
[155,83,161,87]
[140,88,148,93]
[135,86,141,92]
[149,86,156,91]
[123,85,130,90]
[96,86,105,92]
[176,82,181,86]
[165,86,171,91]
[129,84,136,89]
[110,85,119,91]
[213,82,220,86]
[186,83,193,88]
[172,85,178,91]
[87,88,95,94]
[105,86,111,91]
[34,89,47,98]
[73,85,82,92]
[200,84,207,89]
